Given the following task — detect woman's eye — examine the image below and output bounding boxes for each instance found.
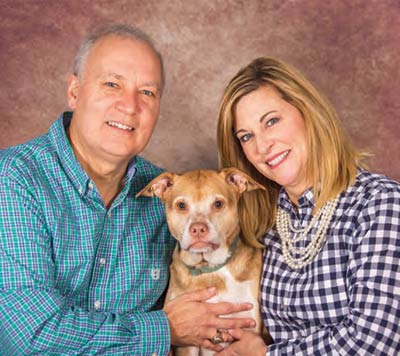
[266,117,279,126]
[105,82,118,88]
[238,133,252,143]
[214,200,224,209]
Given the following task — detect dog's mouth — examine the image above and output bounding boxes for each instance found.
[187,241,220,253]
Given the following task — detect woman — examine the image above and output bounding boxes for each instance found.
[215,57,400,355]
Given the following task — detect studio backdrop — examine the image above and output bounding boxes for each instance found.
[1,0,399,180]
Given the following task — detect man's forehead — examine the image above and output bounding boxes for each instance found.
[83,37,162,84]
[89,36,155,61]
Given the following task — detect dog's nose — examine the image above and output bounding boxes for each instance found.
[189,222,209,239]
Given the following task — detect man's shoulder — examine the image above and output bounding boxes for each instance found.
[0,114,68,183]
[0,134,54,180]
[134,155,165,180]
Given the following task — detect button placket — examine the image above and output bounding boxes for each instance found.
[94,300,101,310]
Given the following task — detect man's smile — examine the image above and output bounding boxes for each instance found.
[106,120,134,131]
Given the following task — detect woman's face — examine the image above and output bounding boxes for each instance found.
[234,85,310,202]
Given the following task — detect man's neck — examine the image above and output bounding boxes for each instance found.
[67,132,129,208]
[85,164,127,208]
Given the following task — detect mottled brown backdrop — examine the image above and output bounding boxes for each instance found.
[1,0,399,180]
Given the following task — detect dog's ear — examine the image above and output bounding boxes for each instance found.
[220,167,265,194]
[136,172,177,201]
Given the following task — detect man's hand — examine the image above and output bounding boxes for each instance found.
[214,329,267,356]
[163,287,256,352]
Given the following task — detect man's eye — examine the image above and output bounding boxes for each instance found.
[266,117,279,126]
[105,82,118,88]
[142,89,155,97]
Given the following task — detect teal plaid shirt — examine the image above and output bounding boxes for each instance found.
[0,112,175,355]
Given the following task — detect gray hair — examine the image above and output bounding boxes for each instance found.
[73,24,165,91]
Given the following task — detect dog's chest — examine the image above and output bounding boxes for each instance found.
[207,267,260,321]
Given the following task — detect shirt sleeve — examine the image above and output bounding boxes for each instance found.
[267,187,400,355]
[0,176,171,356]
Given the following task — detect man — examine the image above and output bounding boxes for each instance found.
[0,25,254,355]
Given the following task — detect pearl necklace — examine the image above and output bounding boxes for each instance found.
[276,196,339,270]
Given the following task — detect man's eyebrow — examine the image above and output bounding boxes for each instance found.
[142,81,161,90]
[103,72,124,80]
[103,72,160,90]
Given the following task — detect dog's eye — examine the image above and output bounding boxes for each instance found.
[214,200,224,209]
[176,201,187,210]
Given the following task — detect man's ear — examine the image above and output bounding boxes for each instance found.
[136,172,177,202]
[67,74,80,110]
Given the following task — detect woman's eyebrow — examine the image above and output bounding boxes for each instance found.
[234,110,278,136]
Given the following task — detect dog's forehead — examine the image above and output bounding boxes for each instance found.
[172,170,231,199]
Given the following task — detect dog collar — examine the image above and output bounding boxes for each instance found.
[185,235,240,276]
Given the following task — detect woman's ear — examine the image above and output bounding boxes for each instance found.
[67,74,80,110]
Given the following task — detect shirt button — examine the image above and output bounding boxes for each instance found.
[107,211,112,218]
[88,182,94,189]
[78,187,83,194]
[99,258,106,266]
[151,353,157,356]
[94,300,101,310]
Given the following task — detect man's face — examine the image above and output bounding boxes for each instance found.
[67,35,162,166]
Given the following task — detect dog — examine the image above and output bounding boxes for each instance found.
[137,168,268,355]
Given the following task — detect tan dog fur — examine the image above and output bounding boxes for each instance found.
[137,168,268,356]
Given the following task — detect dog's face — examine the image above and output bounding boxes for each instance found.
[137,168,264,266]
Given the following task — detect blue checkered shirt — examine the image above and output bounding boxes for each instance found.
[261,170,400,355]
[0,112,175,355]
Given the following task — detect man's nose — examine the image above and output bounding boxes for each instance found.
[116,91,140,115]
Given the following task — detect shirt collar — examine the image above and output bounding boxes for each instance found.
[125,157,137,181]
[48,112,90,195]
[277,186,315,212]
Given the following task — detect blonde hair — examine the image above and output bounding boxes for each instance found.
[217,57,365,245]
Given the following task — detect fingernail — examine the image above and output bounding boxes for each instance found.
[246,303,254,309]
[208,287,216,294]
[249,321,256,327]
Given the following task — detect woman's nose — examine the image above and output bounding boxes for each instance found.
[255,135,272,154]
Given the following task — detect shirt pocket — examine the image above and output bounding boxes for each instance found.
[136,240,173,308]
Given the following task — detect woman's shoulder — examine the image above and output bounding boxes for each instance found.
[349,169,400,196]
[341,169,400,219]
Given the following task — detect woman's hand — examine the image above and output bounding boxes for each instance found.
[214,329,267,356]
[163,287,256,352]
